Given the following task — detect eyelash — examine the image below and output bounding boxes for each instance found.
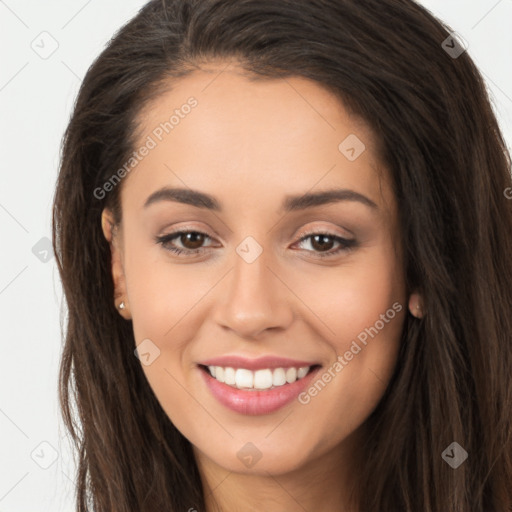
[154,229,357,259]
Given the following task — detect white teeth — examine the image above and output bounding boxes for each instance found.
[297,366,309,379]
[224,367,236,385]
[254,369,273,390]
[214,366,224,383]
[272,368,286,386]
[235,368,253,389]
[207,365,313,390]
[285,367,297,383]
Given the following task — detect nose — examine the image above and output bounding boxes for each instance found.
[213,243,294,339]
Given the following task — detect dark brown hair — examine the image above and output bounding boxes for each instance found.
[52,0,512,510]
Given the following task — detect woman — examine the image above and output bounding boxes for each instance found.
[52,0,512,510]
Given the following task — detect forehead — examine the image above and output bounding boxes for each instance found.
[123,63,394,216]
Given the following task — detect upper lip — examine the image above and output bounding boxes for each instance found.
[198,355,319,371]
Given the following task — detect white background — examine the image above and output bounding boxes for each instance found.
[1,1,511,510]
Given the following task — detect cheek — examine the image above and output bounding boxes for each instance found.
[289,247,405,412]
[123,237,211,343]
[292,244,405,349]
[122,239,218,420]
[301,310,404,456]
[292,252,406,441]
[121,241,212,433]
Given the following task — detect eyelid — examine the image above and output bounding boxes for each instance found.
[294,224,354,241]
[158,223,216,239]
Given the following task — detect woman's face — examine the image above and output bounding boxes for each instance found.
[102,63,408,477]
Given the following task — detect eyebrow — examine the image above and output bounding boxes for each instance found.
[143,187,378,212]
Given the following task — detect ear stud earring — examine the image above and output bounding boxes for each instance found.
[118,301,126,310]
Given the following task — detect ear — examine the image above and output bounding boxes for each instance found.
[101,208,131,320]
[408,291,424,318]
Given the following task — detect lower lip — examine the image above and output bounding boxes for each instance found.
[199,365,321,415]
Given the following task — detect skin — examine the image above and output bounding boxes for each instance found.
[101,61,423,512]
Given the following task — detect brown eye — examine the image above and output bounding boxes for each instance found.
[178,232,207,250]
[295,232,357,258]
[155,230,214,256]
[309,234,336,252]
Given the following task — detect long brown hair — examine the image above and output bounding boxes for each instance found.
[52,0,512,510]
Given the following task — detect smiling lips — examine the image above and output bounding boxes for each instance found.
[198,355,321,415]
